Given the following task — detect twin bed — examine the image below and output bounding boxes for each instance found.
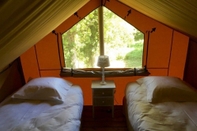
[124,76,197,131]
[1,76,197,131]
[0,77,83,131]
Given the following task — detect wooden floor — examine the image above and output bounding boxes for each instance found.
[80,106,128,131]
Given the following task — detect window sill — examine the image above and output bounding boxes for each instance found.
[60,67,150,77]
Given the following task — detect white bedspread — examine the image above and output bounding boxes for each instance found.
[0,85,83,131]
[125,82,197,131]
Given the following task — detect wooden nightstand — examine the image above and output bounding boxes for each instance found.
[91,80,116,118]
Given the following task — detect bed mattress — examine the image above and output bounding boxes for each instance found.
[125,82,197,131]
[0,85,83,131]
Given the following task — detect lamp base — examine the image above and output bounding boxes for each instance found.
[100,66,107,85]
[100,81,106,85]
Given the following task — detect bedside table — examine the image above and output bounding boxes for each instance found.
[91,80,116,118]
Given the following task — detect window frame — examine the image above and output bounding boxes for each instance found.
[59,6,149,77]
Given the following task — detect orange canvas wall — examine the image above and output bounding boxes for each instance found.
[168,31,189,78]
[20,46,40,81]
[20,0,189,105]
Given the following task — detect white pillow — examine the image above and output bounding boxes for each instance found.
[11,77,72,104]
[136,76,197,103]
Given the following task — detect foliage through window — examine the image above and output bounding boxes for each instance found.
[62,7,144,69]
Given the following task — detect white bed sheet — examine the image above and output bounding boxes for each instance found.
[125,82,197,131]
[0,85,83,131]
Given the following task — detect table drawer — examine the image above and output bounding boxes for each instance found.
[93,97,113,106]
[93,89,113,97]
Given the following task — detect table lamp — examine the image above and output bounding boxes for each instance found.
[97,55,110,84]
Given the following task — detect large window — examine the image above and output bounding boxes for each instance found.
[62,7,144,69]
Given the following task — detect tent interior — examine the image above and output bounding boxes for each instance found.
[0,0,197,104]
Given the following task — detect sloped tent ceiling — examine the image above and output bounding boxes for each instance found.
[0,0,89,71]
[119,0,197,39]
[1,0,197,71]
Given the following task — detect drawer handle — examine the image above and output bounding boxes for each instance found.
[102,101,105,103]
[102,92,105,95]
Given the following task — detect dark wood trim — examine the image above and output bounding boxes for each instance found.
[184,39,197,89]
[80,105,128,131]
[60,67,150,77]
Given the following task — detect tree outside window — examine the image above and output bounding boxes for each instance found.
[62,7,144,69]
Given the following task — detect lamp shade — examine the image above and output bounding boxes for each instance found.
[97,55,110,67]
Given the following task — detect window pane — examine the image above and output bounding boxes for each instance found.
[62,9,99,68]
[103,7,144,68]
[62,7,144,69]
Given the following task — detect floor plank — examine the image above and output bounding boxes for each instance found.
[80,106,128,131]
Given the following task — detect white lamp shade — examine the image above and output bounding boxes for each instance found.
[97,55,110,67]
